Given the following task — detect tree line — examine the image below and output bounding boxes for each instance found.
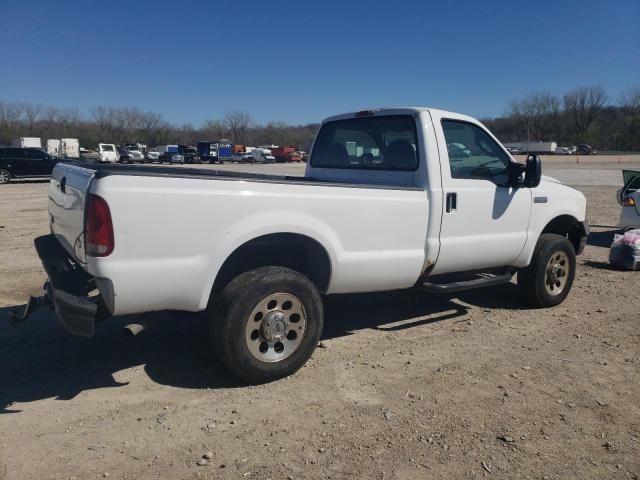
[0,104,320,150]
[483,86,640,151]
[1,84,639,151]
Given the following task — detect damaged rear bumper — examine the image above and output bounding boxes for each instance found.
[31,234,108,337]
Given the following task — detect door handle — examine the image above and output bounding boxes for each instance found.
[446,192,457,213]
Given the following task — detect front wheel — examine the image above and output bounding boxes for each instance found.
[210,266,324,384]
[0,169,11,184]
[518,233,576,307]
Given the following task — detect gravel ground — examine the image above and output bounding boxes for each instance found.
[0,158,639,480]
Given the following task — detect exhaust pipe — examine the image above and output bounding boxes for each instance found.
[124,319,148,336]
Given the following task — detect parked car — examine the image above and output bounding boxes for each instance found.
[117,147,131,163]
[0,147,59,184]
[240,152,256,163]
[126,148,145,163]
[19,106,589,384]
[577,144,596,155]
[145,150,161,162]
[159,151,184,163]
[80,148,99,162]
[617,169,640,230]
[98,144,118,163]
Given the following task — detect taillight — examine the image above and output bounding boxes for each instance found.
[623,196,636,207]
[85,193,114,257]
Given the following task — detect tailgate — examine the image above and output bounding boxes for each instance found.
[48,162,96,263]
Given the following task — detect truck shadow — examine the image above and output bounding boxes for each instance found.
[0,283,523,413]
[587,229,617,248]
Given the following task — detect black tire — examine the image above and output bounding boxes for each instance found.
[210,266,324,384]
[0,169,11,184]
[518,233,576,307]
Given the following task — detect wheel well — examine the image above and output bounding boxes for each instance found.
[213,233,332,294]
[541,215,585,252]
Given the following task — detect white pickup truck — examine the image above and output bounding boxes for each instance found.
[16,107,588,383]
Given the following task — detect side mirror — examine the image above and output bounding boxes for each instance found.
[523,154,541,188]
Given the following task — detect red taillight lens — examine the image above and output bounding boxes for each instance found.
[623,196,636,207]
[85,193,114,257]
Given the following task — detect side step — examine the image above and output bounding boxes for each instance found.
[419,272,514,294]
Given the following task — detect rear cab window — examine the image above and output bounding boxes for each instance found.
[311,115,419,171]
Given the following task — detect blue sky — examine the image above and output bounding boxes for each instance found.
[1,0,638,126]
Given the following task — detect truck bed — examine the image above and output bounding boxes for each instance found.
[60,161,422,191]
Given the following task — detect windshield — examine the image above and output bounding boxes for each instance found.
[311,115,418,170]
[101,145,114,152]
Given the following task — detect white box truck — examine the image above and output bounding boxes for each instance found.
[504,141,557,154]
[46,139,61,157]
[60,138,80,158]
[12,137,42,149]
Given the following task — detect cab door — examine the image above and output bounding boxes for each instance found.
[430,113,531,275]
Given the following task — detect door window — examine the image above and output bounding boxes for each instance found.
[442,120,511,186]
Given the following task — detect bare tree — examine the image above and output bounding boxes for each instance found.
[224,110,253,144]
[203,120,228,141]
[563,86,608,141]
[21,103,42,134]
[620,86,640,150]
[508,92,560,141]
[0,101,24,129]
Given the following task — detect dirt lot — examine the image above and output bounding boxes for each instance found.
[1,158,639,479]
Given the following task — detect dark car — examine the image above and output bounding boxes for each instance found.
[179,145,201,164]
[577,144,596,155]
[0,147,59,184]
[117,147,131,163]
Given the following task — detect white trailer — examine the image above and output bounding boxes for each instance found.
[46,139,61,157]
[61,138,80,158]
[12,137,42,149]
[504,141,557,154]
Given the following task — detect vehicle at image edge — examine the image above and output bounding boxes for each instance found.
[98,144,118,163]
[16,107,589,384]
[617,169,640,230]
[12,137,42,149]
[0,146,58,184]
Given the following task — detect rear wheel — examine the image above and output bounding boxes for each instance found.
[210,266,324,384]
[0,169,11,184]
[518,234,576,307]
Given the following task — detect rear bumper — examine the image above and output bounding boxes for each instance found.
[35,234,107,337]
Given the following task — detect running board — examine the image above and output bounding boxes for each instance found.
[419,272,514,294]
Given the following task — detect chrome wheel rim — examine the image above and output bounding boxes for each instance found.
[245,293,307,363]
[545,251,570,296]
[0,170,9,183]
